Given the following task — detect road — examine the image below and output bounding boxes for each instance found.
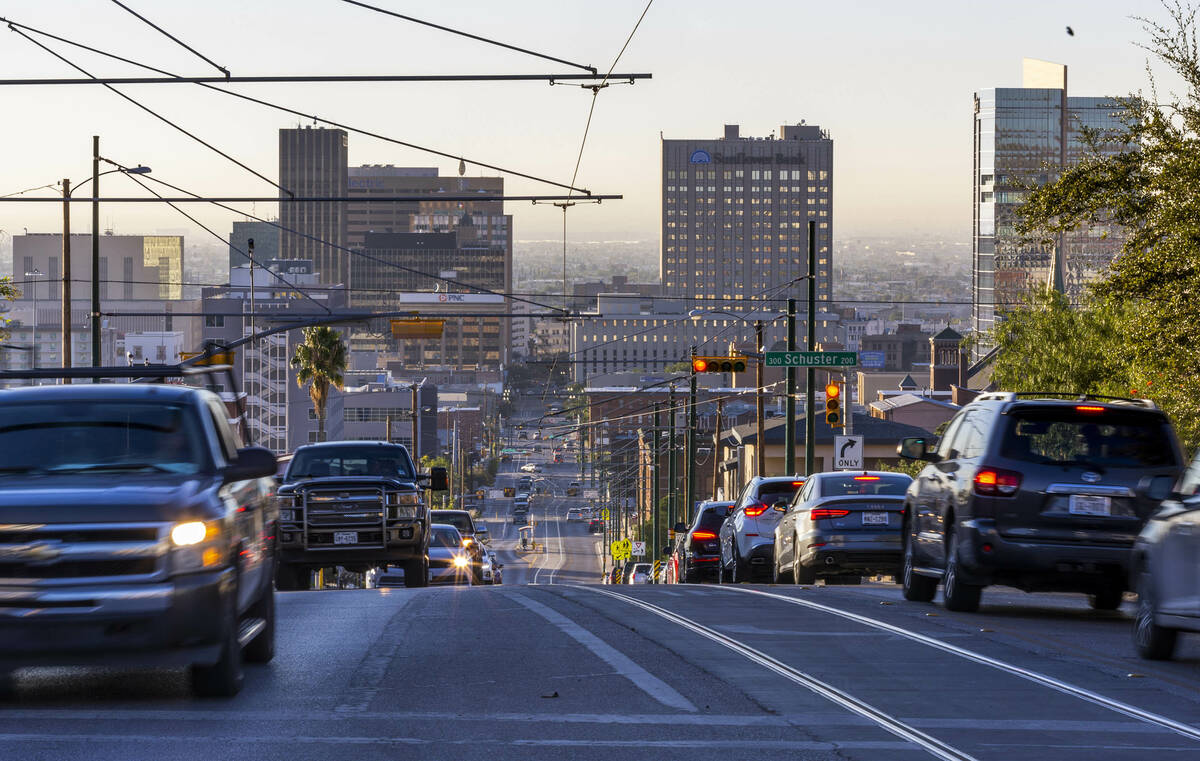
[6,445,1200,758]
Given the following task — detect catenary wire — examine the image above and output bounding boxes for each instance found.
[6,24,286,195]
[0,16,591,195]
[107,0,229,77]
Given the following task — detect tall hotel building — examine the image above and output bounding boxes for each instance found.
[661,123,833,305]
[279,127,348,286]
[973,59,1125,344]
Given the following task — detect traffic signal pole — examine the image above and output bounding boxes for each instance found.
[668,384,677,532]
[652,403,661,563]
[785,299,796,476]
[805,220,817,476]
[756,321,765,479]
[686,346,698,525]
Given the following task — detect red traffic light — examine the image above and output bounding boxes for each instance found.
[693,358,709,373]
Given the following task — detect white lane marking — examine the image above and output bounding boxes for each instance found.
[547,500,566,584]
[720,586,1200,744]
[505,590,697,712]
[574,585,976,761]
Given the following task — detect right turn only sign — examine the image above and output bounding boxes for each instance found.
[834,435,865,470]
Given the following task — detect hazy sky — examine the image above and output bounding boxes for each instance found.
[0,1,1180,251]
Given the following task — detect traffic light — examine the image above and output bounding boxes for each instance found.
[691,356,748,374]
[824,382,842,426]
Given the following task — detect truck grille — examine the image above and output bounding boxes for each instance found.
[0,522,169,585]
[289,486,420,550]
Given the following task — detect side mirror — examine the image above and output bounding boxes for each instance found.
[429,466,449,491]
[224,446,277,483]
[673,522,687,533]
[898,437,940,462]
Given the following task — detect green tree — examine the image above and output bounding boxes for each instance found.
[1013,3,1200,448]
[291,326,347,443]
[0,276,17,342]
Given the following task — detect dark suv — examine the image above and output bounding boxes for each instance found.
[898,393,1183,612]
[276,441,447,589]
[672,501,733,583]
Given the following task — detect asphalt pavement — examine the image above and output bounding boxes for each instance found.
[5,456,1200,759]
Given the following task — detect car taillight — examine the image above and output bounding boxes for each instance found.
[810,508,851,520]
[974,467,1022,496]
[691,530,717,540]
[743,503,769,517]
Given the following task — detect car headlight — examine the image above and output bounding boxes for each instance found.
[388,492,421,505]
[169,519,225,573]
[453,555,469,568]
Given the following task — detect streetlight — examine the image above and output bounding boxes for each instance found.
[22,268,43,372]
[62,141,151,371]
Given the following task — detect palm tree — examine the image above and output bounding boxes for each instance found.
[291,326,347,442]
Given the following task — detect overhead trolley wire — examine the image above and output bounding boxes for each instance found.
[0,16,599,195]
[6,23,286,196]
[107,0,229,78]
[338,0,597,74]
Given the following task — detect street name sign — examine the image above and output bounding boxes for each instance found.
[834,435,865,470]
[764,351,857,368]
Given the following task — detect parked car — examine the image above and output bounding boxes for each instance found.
[898,392,1183,612]
[1131,449,1200,659]
[719,476,806,583]
[427,524,472,585]
[588,518,605,534]
[0,380,279,697]
[430,509,486,583]
[626,563,653,584]
[276,441,447,590]
[672,501,734,583]
[774,472,912,584]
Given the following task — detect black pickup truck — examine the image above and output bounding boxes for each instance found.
[0,379,279,697]
[275,441,447,588]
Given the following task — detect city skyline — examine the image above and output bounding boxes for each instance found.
[0,0,1178,252]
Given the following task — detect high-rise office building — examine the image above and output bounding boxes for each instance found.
[279,127,348,286]
[972,59,1125,344]
[661,123,833,305]
[228,220,281,272]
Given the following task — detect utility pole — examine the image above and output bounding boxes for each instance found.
[667,384,677,531]
[410,383,420,462]
[805,220,817,476]
[61,178,71,376]
[755,321,765,478]
[713,399,723,500]
[785,298,797,475]
[385,415,392,444]
[652,402,661,563]
[90,135,100,372]
[686,347,698,525]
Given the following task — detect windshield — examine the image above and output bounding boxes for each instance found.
[0,400,206,475]
[287,445,416,479]
[432,512,473,534]
[755,481,804,502]
[431,527,463,548]
[1002,409,1177,469]
[819,474,911,496]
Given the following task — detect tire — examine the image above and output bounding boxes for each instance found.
[274,563,307,591]
[718,558,728,584]
[794,563,817,585]
[1134,572,1178,660]
[731,547,744,584]
[242,583,276,664]
[1089,586,1124,612]
[942,531,982,612]
[773,554,795,585]
[191,592,244,698]
[901,531,937,602]
[404,554,429,588]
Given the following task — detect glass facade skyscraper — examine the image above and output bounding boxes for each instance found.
[973,61,1125,347]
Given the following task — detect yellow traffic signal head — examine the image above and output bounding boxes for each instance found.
[692,357,709,373]
[693,356,748,373]
[825,382,840,399]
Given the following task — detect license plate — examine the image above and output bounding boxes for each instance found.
[861,512,889,526]
[1069,495,1111,516]
[333,531,358,545]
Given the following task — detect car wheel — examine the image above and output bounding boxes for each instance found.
[405,554,429,588]
[901,531,937,602]
[1089,586,1123,611]
[274,563,307,591]
[242,582,276,664]
[731,547,743,584]
[794,562,817,585]
[772,554,794,584]
[190,591,244,697]
[1134,572,1178,660]
[942,531,982,612]
[718,558,727,584]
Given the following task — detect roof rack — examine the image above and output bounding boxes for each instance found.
[973,391,1157,409]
